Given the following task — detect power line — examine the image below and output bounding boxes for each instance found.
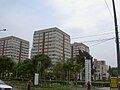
[103,0,113,18]
[89,38,114,47]
[71,31,114,39]
[83,37,120,47]
[78,37,115,43]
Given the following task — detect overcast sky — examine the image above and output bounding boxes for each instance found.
[0,0,120,67]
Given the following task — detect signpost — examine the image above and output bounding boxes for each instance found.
[34,73,39,85]
[110,77,117,88]
[85,59,91,84]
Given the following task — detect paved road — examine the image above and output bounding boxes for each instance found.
[13,87,118,90]
[97,87,117,90]
[73,87,117,90]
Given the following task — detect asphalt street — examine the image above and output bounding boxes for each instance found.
[13,87,118,90]
[72,87,117,90]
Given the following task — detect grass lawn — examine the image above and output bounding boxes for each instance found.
[5,80,109,90]
[32,86,72,90]
[5,80,72,90]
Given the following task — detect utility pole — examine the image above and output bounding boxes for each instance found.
[112,0,120,90]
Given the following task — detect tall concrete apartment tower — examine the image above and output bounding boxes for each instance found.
[0,36,29,63]
[71,42,89,58]
[31,27,71,63]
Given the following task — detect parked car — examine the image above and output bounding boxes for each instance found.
[0,80,12,90]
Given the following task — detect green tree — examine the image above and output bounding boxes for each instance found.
[14,60,34,79]
[52,57,83,84]
[0,55,15,77]
[31,54,51,80]
[63,60,73,82]
[76,50,85,67]
[109,67,118,77]
[53,62,64,81]
[74,50,85,81]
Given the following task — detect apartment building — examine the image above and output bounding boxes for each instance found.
[31,27,71,63]
[0,36,29,63]
[93,59,109,80]
[71,42,89,58]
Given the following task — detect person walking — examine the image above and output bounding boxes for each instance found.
[87,81,91,90]
[27,79,32,90]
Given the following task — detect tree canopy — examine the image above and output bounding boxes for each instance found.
[14,60,34,78]
[32,54,51,72]
[0,55,15,77]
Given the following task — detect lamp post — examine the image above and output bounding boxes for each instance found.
[34,61,41,85]
[0,29,6,31]
[37,61,41,83]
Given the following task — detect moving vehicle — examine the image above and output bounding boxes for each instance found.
[0,80,12,90]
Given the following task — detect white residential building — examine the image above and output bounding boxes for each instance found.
[0,36,29,63]
[31,27,71,64]
[93,59,109,80]
[71,42,89,58]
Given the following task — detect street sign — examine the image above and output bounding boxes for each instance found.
[110,77,117,88]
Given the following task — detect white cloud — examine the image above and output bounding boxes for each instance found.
[47,0,113,33]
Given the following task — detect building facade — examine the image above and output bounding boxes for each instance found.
[0,36,29,63]
[93,59,109,80]
[31,27,71,63]
[71,42,89,58]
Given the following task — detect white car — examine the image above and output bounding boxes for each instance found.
[0,80,12,90]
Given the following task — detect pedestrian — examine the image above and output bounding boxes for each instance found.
[27,79,32,90]
[87,81,91,90]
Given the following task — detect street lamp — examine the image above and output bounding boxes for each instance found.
[34,61,41,85]
[0,29,6,31]
[37,61,41,83]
